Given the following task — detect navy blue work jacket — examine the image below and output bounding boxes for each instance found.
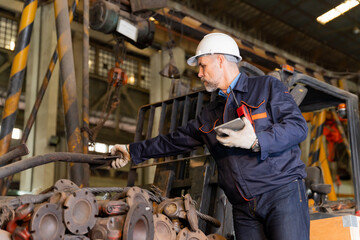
[130,73,308,204]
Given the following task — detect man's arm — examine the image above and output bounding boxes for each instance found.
[130,119,204,164]
[110,118,205,168]
[257,79,308,160]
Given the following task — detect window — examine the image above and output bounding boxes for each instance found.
[0,17,17,51]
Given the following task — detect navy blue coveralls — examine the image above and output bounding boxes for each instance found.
[129,73,310,239]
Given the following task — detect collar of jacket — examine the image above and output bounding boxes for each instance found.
[232,71,249,93]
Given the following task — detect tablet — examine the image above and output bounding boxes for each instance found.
[214,118,245,136]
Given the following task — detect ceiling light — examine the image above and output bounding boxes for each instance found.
[317,0,359,25]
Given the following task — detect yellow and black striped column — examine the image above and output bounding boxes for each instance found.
[0,0,38,155]
[54,0,85,186]
[308,110,326,166]
[22,0,79,144]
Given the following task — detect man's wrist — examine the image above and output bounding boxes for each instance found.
[125,144,131,159]
[251,138,260,152]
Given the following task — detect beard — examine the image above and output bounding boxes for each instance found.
[202,79,218,92]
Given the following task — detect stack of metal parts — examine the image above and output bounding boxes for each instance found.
[0,179,226,240]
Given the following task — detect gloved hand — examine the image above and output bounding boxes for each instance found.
[110,144,131,169]
[216,118,257,149]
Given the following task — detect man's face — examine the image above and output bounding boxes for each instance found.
[197,55,223,92]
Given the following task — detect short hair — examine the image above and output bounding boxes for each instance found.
[224,54,239,63]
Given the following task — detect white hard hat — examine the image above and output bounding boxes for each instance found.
[187,33,242,66]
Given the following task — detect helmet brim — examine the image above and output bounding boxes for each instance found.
[187,55,198,66]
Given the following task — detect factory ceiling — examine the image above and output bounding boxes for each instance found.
[168,0,360,74]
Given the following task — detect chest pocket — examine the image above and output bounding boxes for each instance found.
[241,100,269,132]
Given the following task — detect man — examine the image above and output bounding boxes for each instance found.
[110,33,310,240]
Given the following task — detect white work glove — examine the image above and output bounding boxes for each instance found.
[216,118,257,149]
[110,144,131,169]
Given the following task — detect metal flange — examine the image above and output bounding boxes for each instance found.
[30,203,66,240]
[206,234,227,240]
[54,179,80,192]
[125,186,151,209]
[184,194,199,231]
[176,227,207,240]
[123,202,154,240]
[153,213,176,240]
[63,189,98,235]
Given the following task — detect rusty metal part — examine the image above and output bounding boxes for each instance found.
[171,219,181,233]
[123,202,154,240]
[85,187,128,194]
[88,223,108,240]
[12,227,31,240]
[121,186,151,209]
[195,210,221,228]
[153,214,176,240]
[0,205,14,228]
[0,153,118,179]
[63,189,98,234]
[63,235,90,240]
[162,198,186,220]
[156,197,181,214]
[88,215,126,240]
[82,0,90,155]
[54,179,80,192]
[176,227,207,240]
[0,193,53,211]
[206,234,227,240]
[49,192,68,206]
[156,196,220,228]
[184,194,199,231]
[29,203,65,240]
[21,0,78,146]
[54,0,86,186]
[98,199,129,216]
[7,203,34,233]
[0,144,29,167]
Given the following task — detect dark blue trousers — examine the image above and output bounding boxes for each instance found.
[232,179,310,240]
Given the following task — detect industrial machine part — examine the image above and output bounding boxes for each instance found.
[206,233,227,240]
[176,227,207,240]
[123,202,154,240]
[158,197,186,220]
[120,186,152,209]
[89,0,155,49]
[0,179,224,239]
[12,226,31,240]
[129,0,167,13]
[88,215,126,240]
[29,203,65,240]
[153,213,176,240]
[171,219,181,233]
[0,153,118,179]
[0,144,28,167]
[98,199,129,216]
[63,235,90,240]
[54,179,80,192]
[6,203,34,233]
[0,205,14,229]
[63,189,98,235]
[184,193,199,231]
[49,191,68,206]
